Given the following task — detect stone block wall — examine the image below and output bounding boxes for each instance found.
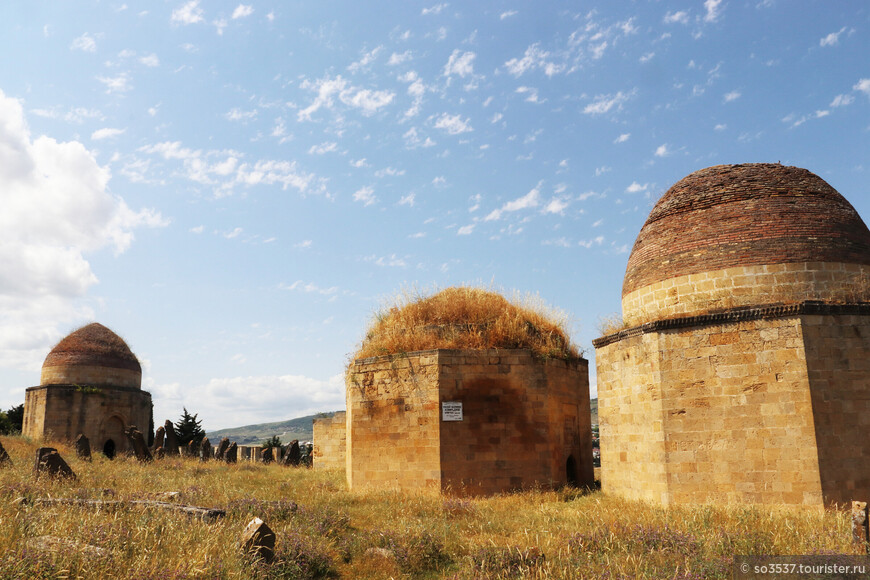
[595,304,870,506]
[313,411,346,470]
[23,385,151,455]
[622,262,870,327]
[346,349,593,495]
[40,364,141,390]
[802,314,870,505]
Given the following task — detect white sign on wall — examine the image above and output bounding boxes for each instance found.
[442,401,463,421]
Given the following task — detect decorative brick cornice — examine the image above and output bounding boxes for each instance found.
[623,164,870,296]
[592,300,870,348]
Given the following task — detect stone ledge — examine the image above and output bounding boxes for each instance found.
[593,301,870,348]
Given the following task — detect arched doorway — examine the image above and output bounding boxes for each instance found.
[566,455,579,487]
[102,415,126,457]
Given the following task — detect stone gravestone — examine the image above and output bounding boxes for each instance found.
[262,447,273,464]
[215,437,230,461]
[186,440,197,458]
[124,426,153,462]
[152,425,165,453]
[200,437,212,462]
[0,439,12,467]
[240,517,276,562]
[163,420,179,456]
[283,439,301,467]
[154,447,165,460]
[74,434,91,462]
[226,442,238,464]
[34,447,76,480]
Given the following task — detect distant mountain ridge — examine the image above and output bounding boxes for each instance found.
[206,411,339,446]
[206,400,596,445]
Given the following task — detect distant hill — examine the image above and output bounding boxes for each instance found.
[207,400,597,446]
[207,412,339,446]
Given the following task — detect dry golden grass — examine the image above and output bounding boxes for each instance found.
[352,286,581,362]
[596,313,627,336]
[0,435,863,579]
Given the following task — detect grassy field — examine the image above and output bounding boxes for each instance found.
[0,436,862,579]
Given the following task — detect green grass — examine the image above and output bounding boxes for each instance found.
[0,436,862,579]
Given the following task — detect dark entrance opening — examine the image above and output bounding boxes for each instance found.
[566,455,579,487]
[103,439,116,459]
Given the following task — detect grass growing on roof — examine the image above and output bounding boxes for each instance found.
[352,286,582,362]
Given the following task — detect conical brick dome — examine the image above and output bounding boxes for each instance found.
[41,323,142,389]
[621,164,870,326]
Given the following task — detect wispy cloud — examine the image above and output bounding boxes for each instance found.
[171,0,203,24]
[484,185,541,221]
[583,90,633,115]
[91,127,125,140]
[308,142,338,155]
[232,4,253,19]
[433,112,472,135]
[71,33,97,52]
[443,50,475,78]
[663,11,689,24]
[353,186,376,206]
[422,3,447,16]
[723,90,741,102]
[614,133,630,143]
[820,27,847,47]
[703,0,724,23]
[626,181,648,193]
[654,144,671,157]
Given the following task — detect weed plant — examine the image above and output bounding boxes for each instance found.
[0,436,862,579]
[353,286,581,362]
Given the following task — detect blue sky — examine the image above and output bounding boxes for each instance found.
[0,1,867,431]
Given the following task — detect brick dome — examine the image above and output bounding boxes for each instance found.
[621,164,870,326]
[41,323,142,389]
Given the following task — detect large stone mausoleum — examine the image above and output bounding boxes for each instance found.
[23,323,152,457]
[594,163,870,506]
[332,287,594,495]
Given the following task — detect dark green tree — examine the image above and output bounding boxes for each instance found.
[0,404,23,435]
[261,435,282,449]
[174,407,205,446]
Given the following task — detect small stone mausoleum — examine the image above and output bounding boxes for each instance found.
[594,164,870,506]
[23,323,152,457]
[341,287,594,495]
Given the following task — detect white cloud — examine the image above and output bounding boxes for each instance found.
[516,86,542,103]
[504,44,563,77]
[348,46,383,73]
[583,90,632,115]
[71,33,97,52]
[224,227,243,239]
[398,193,415,206]
[820,27,846,47]
[484,185,541,221]
[457,224,474,235]
[714,123,727,131]
[97,73,132,94]
[444,50,475,78]
[654,144,671,157]
[0,90,167,370]
[403,127,436,148]
[375,167,405,177]
[388,51,412,65]
[171,0,204,24]
[433,112,472,135]
[543,198,569,215]
[226,108,257,122]
[422,3,447,15]
[91,127,125,140]
[614,133,630,143]
[723,90,741,102]
[350,158,368,168]
[855,78,870,97]
[353,186,376,206]
[232,4,253,19]
[626,182,648,193]
[366,254,407,267]
[663,11,689,24]
[281,280,338,295]
[308,142,338,155]
[500,10,517,19]
[294,239,313,249]
[190,225,204,234]
[139,53,159,67]
[830,94,854,107]
[297,75,394,121]
[703,0,724,23]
